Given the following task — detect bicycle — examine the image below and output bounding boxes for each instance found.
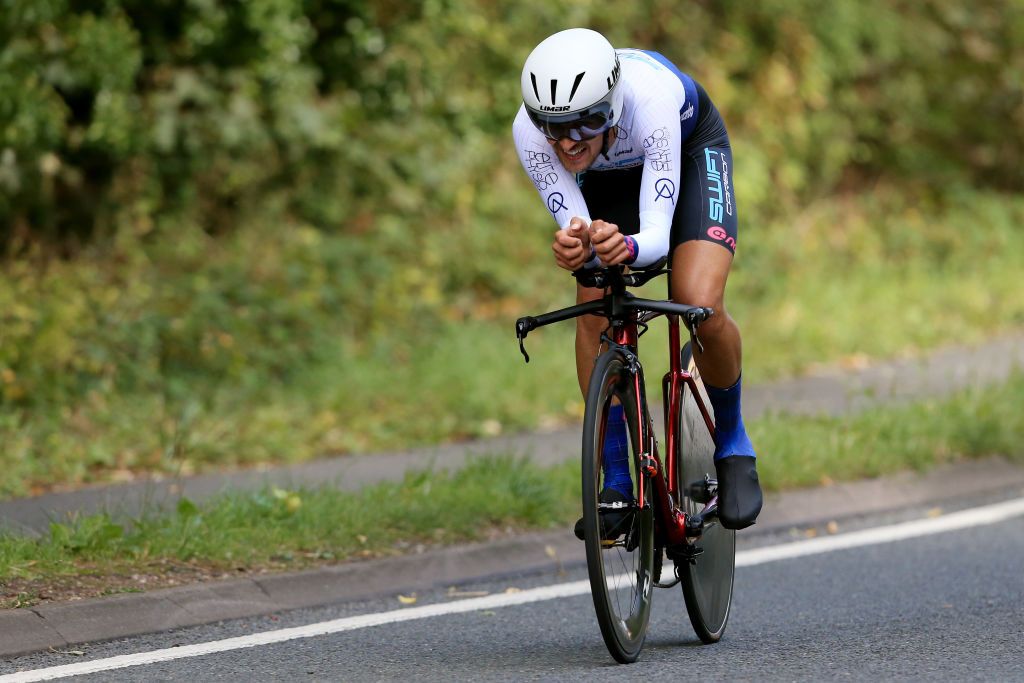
[515,263,735,663]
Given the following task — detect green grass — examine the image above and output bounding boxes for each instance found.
[2,190,1024,496]
[3,373,1022,603]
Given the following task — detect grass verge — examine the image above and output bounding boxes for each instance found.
[2,372,1023,608]
[3,191,1024,496]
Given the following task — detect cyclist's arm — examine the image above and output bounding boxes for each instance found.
[625,93,684,268]
[512,107,602,268]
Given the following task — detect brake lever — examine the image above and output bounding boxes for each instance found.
[685,308,714,355]
[515,318,534,363]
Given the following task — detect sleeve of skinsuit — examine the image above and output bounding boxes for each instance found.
[512,106,602,268]
[625,87,685,268]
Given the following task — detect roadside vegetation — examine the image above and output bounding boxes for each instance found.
[2,1,1022,496]
[3,372,1022,608]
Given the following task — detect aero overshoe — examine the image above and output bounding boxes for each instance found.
[714,454,763,530]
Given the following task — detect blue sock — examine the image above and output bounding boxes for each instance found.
[705,375,756,461]
[602,404,634,498]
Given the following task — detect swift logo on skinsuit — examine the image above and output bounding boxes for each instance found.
[721,157,734,218]
[704,148,733,222]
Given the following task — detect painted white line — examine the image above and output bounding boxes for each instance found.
[4,496,1024,682]
[737,495,1024,567]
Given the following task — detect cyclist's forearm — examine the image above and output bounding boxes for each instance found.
[627,218,671,268]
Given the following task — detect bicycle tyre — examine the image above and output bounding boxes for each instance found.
[675,341,736,643]
[582,349,655,663]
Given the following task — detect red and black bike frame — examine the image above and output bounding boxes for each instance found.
[515,266,718,550]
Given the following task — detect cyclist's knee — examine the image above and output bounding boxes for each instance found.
[674,281,724,316]
[676,285,731,339]
[576,310,605,338]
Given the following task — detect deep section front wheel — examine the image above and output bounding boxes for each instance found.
[581,349,655,663]
[674,341,736,643]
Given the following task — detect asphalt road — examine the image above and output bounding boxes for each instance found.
[4,493,1022,682]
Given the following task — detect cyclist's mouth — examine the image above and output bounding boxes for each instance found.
[564,144,587,160]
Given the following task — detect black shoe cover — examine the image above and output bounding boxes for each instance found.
[574,488,634,540]
[715,455,763,530]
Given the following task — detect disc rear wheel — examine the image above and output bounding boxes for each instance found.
[674,341,736,643]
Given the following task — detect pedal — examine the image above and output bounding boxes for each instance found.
[665,543,703,565]
[688,475,717,504]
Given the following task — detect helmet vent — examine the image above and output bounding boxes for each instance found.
[530,73,540,102]
[550,79,557,105]
[568,72,585,102]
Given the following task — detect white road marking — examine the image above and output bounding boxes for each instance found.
[4,496,1024,682]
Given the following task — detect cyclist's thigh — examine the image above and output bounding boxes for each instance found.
[579,165,643,236]
[670,141,738,255]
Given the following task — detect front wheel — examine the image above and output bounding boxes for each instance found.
[581,349,655,663]
[675,341,736,643]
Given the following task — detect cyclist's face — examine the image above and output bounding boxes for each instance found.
[550,134,603,173]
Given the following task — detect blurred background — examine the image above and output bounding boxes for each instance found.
[2,0,1022,497]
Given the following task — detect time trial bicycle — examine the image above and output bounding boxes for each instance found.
[515,263,735,663]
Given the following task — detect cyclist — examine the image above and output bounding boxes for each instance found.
[513,28,762,531]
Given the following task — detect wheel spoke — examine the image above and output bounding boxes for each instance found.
[582,351,654,663]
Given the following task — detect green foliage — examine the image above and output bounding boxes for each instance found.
[2,1,1024,493]
[753,372,1024,490]
[3,0,1022,243]
[2,190,1024,496]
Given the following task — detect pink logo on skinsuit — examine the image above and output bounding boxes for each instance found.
[707,226,737,250]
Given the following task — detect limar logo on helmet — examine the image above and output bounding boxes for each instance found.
[607,61,620,90]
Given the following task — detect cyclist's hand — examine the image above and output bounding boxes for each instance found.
[552,217,593,271]
[589,220,631,266]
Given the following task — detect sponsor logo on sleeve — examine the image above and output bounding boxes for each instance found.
[654,178,676,204]
[547,191,566,215]
[526,150,559,191]
[644,127,672,172]
[623,235,638,263]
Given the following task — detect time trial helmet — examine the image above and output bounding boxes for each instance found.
[521,28,623,142]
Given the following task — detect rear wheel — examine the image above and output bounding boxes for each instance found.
[674,341,736,643]
[582,349,654,663]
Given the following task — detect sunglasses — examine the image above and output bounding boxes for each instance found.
[527,102,615,142]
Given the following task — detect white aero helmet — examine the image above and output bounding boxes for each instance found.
[521,28,623,141]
